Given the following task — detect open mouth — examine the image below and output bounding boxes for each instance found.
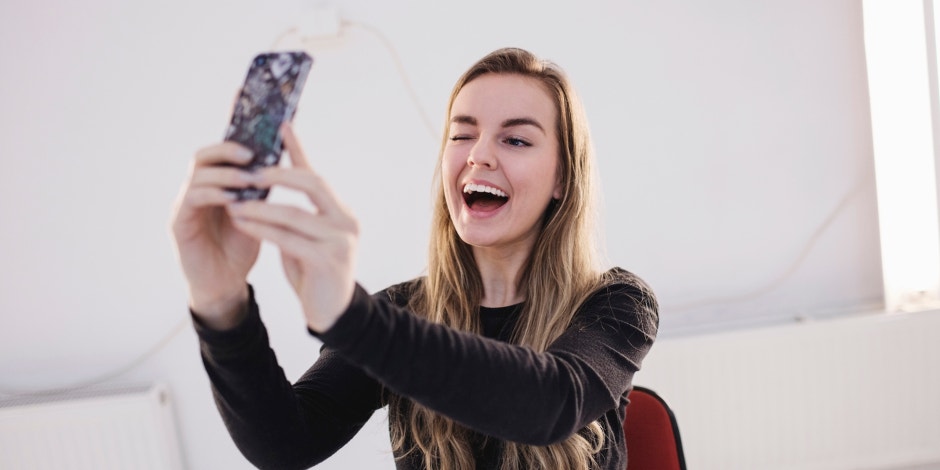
[463,183,509,212]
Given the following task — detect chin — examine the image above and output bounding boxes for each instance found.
[454,228,493,248]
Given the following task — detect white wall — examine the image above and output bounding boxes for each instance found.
[0,1,891,469]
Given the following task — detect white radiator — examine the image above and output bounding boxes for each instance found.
[638,309,940,470]
[0,383,184,470]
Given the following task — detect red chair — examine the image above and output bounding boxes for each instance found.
[624,386,687,470]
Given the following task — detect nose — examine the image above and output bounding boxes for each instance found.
[467,139,497,169]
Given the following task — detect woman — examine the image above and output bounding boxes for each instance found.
[171,47,658,470]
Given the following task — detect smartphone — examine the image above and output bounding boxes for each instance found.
[224,51,313,200]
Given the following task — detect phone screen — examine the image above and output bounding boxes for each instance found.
[224,51,313,200]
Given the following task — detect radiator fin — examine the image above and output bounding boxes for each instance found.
[0,384,184,470]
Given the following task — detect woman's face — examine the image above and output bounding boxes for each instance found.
[442,73,562,254]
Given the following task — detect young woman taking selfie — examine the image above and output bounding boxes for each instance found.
[171,47,658,470]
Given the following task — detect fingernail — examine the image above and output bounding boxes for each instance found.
[236,147,254,160]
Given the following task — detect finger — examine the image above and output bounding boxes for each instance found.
[230,88,241,115]
[280,123,312,170]
[190,165,266,190]
[277,124,353,221]
[226,201,350,241]
[172,188,235,238]
[183,186,239,210]
[194,142,254,167]
[255,167,351,221]
[228,211,332,260]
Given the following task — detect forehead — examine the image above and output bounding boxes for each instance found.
[450,74,556,125]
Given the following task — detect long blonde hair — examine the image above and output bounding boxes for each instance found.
[389,47,610,470]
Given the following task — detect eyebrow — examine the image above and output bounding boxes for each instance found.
[450,115,546,134]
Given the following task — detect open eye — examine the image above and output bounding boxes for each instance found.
[504,137,531,147]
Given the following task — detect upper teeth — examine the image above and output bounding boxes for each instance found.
[463,183,507,198]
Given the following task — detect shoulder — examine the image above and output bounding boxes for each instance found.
[372,277,425,308]
[596,267,658,309]
[578,267,659,338]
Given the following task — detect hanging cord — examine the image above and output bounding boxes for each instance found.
[270,26,300,50]
[269,19,439,142]
[333,19,878,320]
[341,20,440,142]
[1,177,871,397]
[0,18,874,396]
[0,317,189,398]
[0,18,437,399]
[664,171,874,315]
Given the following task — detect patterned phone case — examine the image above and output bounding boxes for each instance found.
[224,51,313,200]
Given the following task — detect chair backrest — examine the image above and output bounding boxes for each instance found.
[623,386,687,470]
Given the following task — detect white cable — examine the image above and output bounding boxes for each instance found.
[270,20,440,143]
[0,317,189,398]
[0,18,870,397]
[270,26,299,50]
[0,19,437,399]
[665,172,874,314]
[340,20,440,142]
[333,19,873,321]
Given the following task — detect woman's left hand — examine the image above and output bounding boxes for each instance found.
[225,123,359,333]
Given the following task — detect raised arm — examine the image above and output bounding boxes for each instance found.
[317,275,658,446]
[194,286,384,470]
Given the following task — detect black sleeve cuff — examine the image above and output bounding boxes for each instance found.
[190,284,265,359]
[308,283,372,348]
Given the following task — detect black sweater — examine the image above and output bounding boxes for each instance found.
[194,268,658,469]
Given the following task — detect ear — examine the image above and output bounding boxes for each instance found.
[552,177,563,200]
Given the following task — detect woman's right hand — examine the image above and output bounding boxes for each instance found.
[170,142,262,329]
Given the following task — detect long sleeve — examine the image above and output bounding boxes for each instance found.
[194,286,384,470]
[318,270,659,447]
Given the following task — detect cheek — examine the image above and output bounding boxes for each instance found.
[540,158,562,198]
[440,152,464,207]
[441,150,466,185]
[507,159,558,199]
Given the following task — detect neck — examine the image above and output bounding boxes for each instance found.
[473,243,532,308]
